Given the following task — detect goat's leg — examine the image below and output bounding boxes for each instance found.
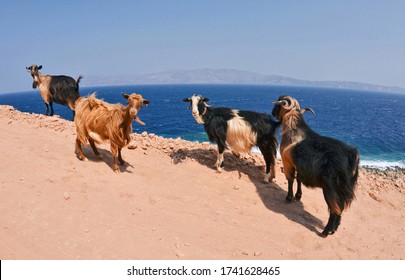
[332,200,344,233]
[321,186,342,237]
[321,211,339,238]
[118,147,126,165]
[259,145,276,183]
[110,144,120,173]
[76,138,87,161]
[286,179,294,202]
[213,143,225,172]
[231,150,240,157]
[89,138,101,157]
[295,178,302,201]
[333,214,342,233]
[45,103,50,116]
[281,150,296,201]
[49,101,54,116]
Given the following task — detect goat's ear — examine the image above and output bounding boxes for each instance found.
[142,99,150,107]
[122,93,130,99]
[38,65,42,70]
[183,98,191,102]
[202,97,209,102]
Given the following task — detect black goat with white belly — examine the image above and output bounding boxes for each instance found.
[183,94,280,183]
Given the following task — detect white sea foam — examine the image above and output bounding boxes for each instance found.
[359,159,405,170]
[252,147,404,170]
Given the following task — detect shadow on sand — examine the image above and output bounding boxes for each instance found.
[76,145,133,173]
[171,147,324,235]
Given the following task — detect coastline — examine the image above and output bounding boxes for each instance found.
[0,105,404,259]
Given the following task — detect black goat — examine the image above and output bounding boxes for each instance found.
[272,95,359,237]
[26,64,82,119]
[183,94,280,183]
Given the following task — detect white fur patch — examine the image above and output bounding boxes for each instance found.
[264,172,272,183]
[88,131,104,144]
[226,110,257,155]
[190,95,205,124]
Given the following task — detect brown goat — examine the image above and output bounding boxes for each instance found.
[74,93,150,172]
[26,64,82,119]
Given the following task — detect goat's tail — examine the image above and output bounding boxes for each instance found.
[76,75,83,85]
[349,148,360,189]
[323,150,359,216]
[74,75,83,92]
[87,93,106,110]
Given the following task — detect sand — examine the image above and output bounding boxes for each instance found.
[0,105,404,260]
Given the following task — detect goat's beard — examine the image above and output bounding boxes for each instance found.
[134,116,145,125]
[193,115,205,124]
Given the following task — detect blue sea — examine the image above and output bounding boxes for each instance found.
[1,84,404,169]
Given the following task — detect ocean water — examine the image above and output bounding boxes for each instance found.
[0,84,404,169]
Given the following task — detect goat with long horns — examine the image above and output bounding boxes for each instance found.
[272,95,359,237]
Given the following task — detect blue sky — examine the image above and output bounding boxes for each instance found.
[1,0,405,93]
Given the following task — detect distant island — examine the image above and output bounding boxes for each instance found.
[81,69,405,94]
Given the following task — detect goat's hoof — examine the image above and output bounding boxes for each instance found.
[263,178,273,184]
[113,168,120,173]
[285,196,293,202]
[320,229,336,238]
[264,173,274,183]
[78,155,88,161]
[320,229,335,238]
[119,161,126,166]
[213,162,223,171]
[319,232,328,238]
[295,194,302,201]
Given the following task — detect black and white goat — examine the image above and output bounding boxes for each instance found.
[183,94,280,183]
[272,95,359,237]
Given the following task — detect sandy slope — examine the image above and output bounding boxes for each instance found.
[0,105,404,260]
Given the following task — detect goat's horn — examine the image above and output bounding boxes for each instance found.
[301,107,316,116]
[272,100,284,105]
[283,96,299,110]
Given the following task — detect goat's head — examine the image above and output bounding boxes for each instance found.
[182,94,209,124]
[272,95,303,120]
[26,64,42,76]
[122,93,150,125]
[272,95,316,121]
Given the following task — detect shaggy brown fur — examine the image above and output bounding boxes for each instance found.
[74,93,150,172]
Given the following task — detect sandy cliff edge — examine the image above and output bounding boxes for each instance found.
[0,105,404,259]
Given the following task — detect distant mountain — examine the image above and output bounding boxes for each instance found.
[81,69,405,94]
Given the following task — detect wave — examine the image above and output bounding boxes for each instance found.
[252,147,404,170]
[359,159,405,170]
